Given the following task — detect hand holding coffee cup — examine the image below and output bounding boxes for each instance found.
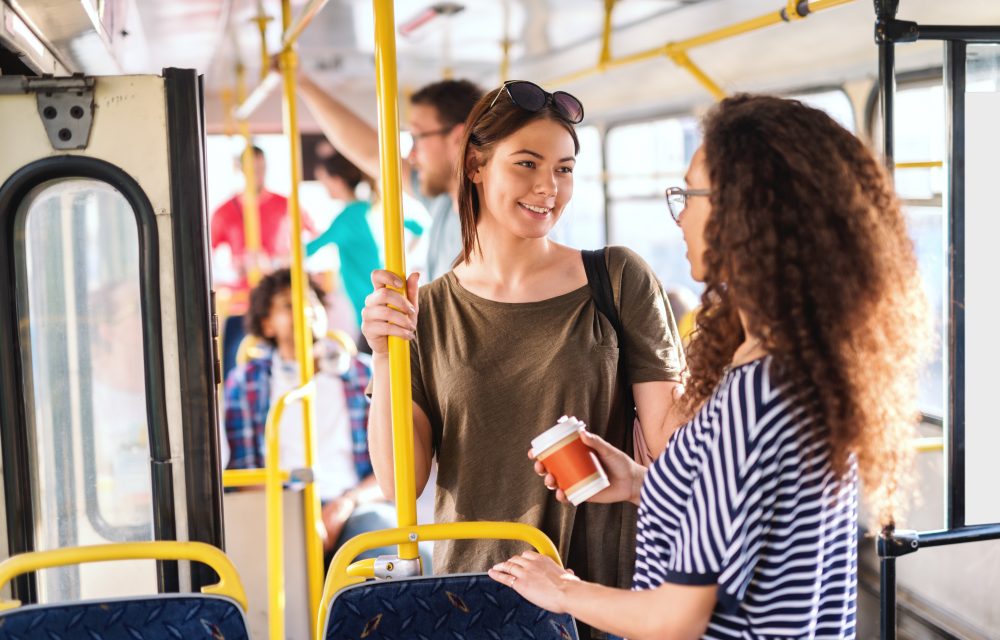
[531,419,649,506]
[530,417,611,506]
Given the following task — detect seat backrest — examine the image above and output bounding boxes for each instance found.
[323,573,579,640]
[0,593,250,639]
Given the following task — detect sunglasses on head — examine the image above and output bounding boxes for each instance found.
[488,80,584,124]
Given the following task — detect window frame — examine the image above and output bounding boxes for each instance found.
[0,156,176,602]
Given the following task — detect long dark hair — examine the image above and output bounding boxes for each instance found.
[685,94,929,526]
[455,85,580,264]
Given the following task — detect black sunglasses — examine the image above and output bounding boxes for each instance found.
[488,80,584,124]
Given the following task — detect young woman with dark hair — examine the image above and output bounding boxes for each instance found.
[489,94,930,640]
[361,82,687,638]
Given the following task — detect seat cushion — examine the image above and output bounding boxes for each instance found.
[0,594,250,639]
[325,573,579,639]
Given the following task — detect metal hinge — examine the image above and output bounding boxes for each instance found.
[0,74,96,150]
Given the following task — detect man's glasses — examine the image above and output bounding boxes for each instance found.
[488,80,584,124]
[665,186,711,224]
[409,125,455,144]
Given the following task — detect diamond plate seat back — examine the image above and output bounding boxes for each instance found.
[0,593,251,640]
[323,573,579,640]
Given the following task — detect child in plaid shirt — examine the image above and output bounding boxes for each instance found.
[223,268,405,563]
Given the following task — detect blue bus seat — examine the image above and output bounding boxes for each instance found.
[0,593,250,639]
[0,542,251,640]
[322,573,578,640]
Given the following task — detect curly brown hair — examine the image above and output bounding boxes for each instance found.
[246,268,326,346]
[684,94,930,526]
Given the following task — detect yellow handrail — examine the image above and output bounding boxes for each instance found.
[263,380,316,640]
[276,0,325,630]
[222,468,291,487]
[315,522,562,640]
[235,63,263,287]
[914,437,944,453]
[0,542,248,613]
[896,161,944,170]
[549,0,855,98]
[372,0,420,561]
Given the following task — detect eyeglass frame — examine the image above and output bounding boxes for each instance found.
[409,125,456,144]
[665,186,711,224]
[487,80,585,124]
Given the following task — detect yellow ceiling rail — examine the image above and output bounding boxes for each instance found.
[276,0,326,629]
[372,0,420,563]
[666,46,726,101]
[896,161,944,169]
[234,0,331,120]
[549,0,856,98]
[235,63,264,286]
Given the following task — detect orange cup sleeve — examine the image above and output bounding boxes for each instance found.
[543,438,600,491]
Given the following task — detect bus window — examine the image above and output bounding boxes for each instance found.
[14,178,156,601]
[893,82,947,420]
[606,115,702,295]
[551,125,604,249]
[964,43,1000,526]
[789,89,856,132]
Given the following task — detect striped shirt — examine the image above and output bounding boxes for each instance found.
[633,356,858,639]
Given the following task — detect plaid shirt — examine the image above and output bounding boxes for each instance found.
[223,345,374,481]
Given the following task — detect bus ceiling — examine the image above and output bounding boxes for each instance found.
[3,1,1000,126]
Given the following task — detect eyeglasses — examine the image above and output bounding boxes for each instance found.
[665,186,711,224]
[409,125,455,144]
[488,80,584,124]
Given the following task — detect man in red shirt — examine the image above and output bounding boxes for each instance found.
[212,144,315,378]
[211,145,315,290]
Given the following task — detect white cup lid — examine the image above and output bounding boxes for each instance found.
[531,415,586,455]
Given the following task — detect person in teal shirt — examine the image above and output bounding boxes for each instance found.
[307,154,380,333]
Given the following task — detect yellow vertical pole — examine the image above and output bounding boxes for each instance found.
[235,64,263,288]
[499,1,511,81]
[277,0,325,631]
[372,0,419,561]
[264,397,288,640]
[599,0,615,66]
[254,12,272,81]
[221,87,235,137]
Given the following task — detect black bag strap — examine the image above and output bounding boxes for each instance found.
[582,248,636,425]
[582,248,622,337]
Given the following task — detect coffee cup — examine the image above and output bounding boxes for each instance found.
[531,416,610,506]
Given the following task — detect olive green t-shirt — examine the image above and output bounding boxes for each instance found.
[410,246,682,632]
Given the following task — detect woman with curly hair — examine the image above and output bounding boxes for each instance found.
[490,94,929,640]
